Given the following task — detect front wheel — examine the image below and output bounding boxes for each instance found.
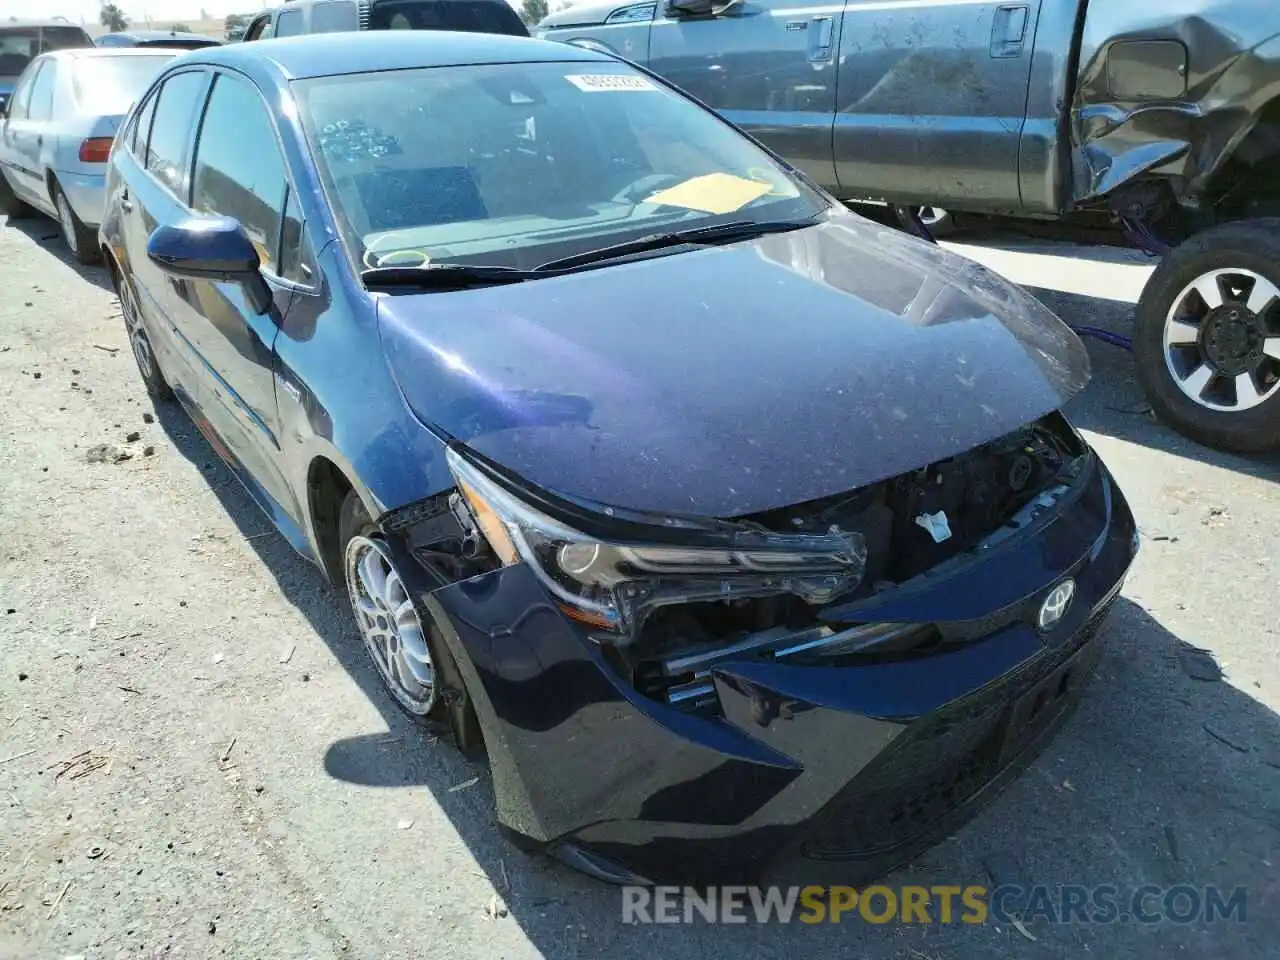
[339,490,482,756]
[1133,220,1280,453]
[890,205,957,239]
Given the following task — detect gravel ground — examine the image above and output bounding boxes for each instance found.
[1,214,1278,960]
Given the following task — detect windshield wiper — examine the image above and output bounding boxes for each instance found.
[361,263,538,290]
[360,217,819,288]
[533,218,817,273]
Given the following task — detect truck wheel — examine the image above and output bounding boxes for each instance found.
[891,205,956,239]
[1133,220,1280,453]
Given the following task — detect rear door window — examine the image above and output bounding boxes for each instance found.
[130,88,159,157]
[145,70,211,197]
[26,59,57,121]
[3,61,42,120]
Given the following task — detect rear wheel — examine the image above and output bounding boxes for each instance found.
[53,182,101,265]
[0,171,32,219]
[1134,219,1280,453]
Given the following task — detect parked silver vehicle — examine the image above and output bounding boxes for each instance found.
[0,48,177,264]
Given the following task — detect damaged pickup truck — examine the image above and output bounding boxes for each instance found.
[536,0,1280,454]
[101,34,1138,885]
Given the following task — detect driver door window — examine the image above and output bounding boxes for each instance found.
[191,73,288,274]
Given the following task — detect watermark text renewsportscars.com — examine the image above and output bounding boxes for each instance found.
[621,884,1248,925]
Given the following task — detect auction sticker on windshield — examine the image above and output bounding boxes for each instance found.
[565,74,657,92]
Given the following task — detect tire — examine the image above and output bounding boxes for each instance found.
[1133,219,1280,454]
[53,182,101,265]
[891,205,957,239]
[338,490,482,753]
[114,263,174,401]
[0,171,32,219]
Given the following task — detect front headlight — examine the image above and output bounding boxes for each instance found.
[447,448,866,644]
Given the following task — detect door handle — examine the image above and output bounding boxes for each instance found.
[808,15,834,61]
[120,187,132,212]
[990,4,1029,58]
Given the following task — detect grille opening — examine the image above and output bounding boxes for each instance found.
[617,414,1087,716]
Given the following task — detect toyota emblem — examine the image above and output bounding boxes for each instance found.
[1037,579,1075,631]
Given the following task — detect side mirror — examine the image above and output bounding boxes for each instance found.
[147,216,273,315]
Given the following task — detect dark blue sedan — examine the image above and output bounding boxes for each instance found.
[99,32,1137,885]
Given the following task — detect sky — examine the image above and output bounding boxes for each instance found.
[2,0,271,26]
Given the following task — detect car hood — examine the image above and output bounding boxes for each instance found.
[377,212,1090,518]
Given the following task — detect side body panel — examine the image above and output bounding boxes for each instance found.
[1017,0,1085,214]
[832,0,1044,213]
[647,0,843,190]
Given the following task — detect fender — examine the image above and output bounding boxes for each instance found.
[274,246,455,575]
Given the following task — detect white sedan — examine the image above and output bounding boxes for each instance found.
[0,47,176,264]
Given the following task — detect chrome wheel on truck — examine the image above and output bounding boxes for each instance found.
[1161,268,1280,412]
[1134,220,1280,453]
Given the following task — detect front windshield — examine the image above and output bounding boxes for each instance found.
[72,55,174,114]
[292,62,828,271]
[0,26,90,77]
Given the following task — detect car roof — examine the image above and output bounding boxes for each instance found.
[0,19,90,29]
[177,30,607,81]
[41,47,182,61]
[116,30,221,41]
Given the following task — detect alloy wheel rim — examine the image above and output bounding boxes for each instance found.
[344,536,435,715]
[119,277,154,380]
[56,194,78,254]
[1162,267,1280,412]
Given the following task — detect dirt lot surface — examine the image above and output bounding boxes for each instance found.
[1,215,1278,959]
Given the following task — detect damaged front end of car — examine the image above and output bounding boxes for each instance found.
[375,407,1136,885]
